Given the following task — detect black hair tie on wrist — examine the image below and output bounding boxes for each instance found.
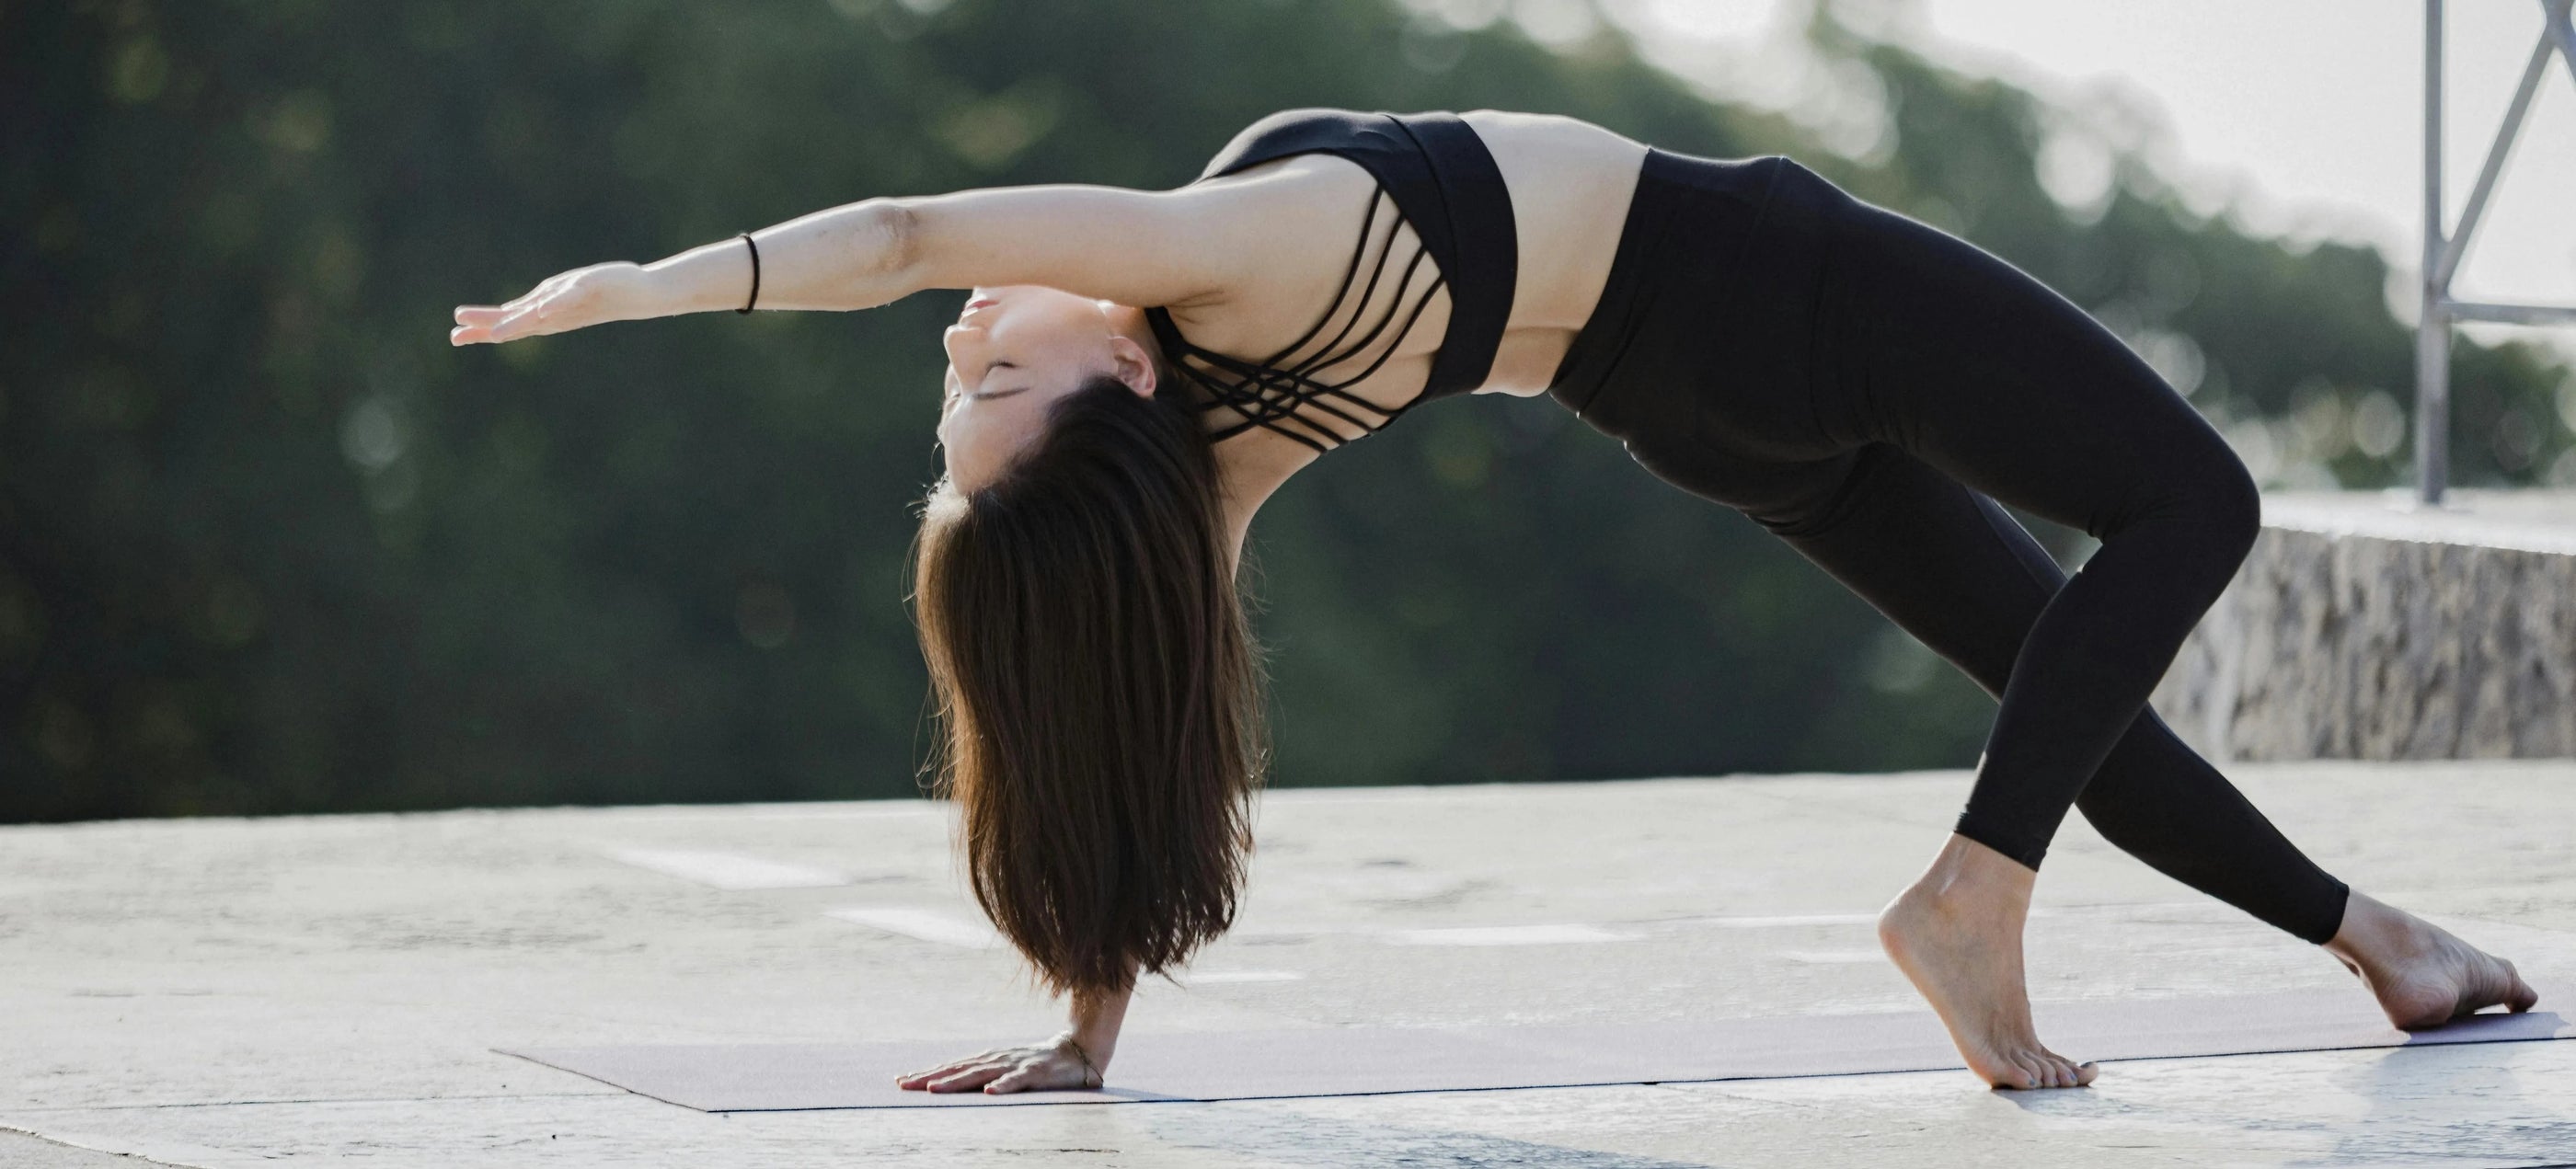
[737,232,761,315]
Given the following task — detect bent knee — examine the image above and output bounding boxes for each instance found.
[2104,442,2260,581]
[2153,451,2261,587]
[2194,455,2262,565]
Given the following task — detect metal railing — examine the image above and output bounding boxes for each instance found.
[2418,0,2576,504]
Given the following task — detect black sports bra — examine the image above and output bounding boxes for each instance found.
[1143,109,1519,453]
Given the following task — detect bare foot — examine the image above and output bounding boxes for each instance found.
[2324,890,2540,1030]
[1878,834,2098,1090]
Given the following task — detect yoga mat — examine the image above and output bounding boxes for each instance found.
[502,989,2571,1111]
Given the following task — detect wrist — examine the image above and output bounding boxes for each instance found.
[1055,1031,1110,1088]
[1063,1026,1115,1065]
[638,237,759,317]
[1066,980,1132,1062]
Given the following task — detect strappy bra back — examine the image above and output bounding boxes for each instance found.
[1143,109,1519,453]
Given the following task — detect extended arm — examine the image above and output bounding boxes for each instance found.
[451,181,1260,346]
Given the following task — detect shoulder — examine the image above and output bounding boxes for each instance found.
[1192,108,1390,181]
[1203,109,1637,180]
[1455,109,1634,148]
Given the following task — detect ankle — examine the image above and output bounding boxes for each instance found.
[2325,892,2431,965]
[1904,835,2036,911]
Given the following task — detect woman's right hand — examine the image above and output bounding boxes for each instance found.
[894,1033,1107,1095]
[450,261,652,347]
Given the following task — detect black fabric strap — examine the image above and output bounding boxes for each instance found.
[1142,109,1518,452]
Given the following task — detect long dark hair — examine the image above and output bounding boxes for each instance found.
[910,375,1269,997]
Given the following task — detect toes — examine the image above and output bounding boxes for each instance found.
[2015,1050,2092,1089]
[2505,962,2539,1013]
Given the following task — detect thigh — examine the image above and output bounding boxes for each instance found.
[1759,441,2061,695]
[1815,201,2240,540]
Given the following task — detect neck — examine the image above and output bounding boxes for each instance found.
[1104,303,1156,351]
[1213,432,1321,579]
[1102,301,1316,576]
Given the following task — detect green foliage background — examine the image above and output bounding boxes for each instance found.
[6,0,2570,821]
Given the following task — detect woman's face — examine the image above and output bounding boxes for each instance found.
[937,285,1157,491]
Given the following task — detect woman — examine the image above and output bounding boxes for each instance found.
[451,108,2537,1094]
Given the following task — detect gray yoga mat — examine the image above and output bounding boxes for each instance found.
[503,988,2570,1111]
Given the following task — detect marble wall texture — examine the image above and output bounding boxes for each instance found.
[2150,489,2576,762]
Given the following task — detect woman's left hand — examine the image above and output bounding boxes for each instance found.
[451,261,651,346]
[894,1034,1107,1095]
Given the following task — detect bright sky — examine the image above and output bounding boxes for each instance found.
[1600,0,2576,359]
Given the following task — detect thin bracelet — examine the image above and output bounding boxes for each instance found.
[736,232,760,315]
[1064,1037,1103,1088]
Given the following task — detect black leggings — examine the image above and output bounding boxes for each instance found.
[1548,150,2352,945]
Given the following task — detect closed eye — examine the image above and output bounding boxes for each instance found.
[968,359,1023,399]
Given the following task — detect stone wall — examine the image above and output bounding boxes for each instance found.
[2150,489,2576,762]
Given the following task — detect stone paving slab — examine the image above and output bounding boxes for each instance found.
[4,762,2574,1166]
[2263,487,2576,556]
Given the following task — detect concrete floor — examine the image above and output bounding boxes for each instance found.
[4,762,2573,1167]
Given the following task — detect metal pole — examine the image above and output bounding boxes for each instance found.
[2417,0,2451,506]
[2432,30,2554,292]
[2551,0,2576,77]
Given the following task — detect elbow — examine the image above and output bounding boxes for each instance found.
[875,199,923,286]
[870,197,932,298]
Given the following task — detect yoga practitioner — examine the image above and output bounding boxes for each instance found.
[450,109,2538,1093]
